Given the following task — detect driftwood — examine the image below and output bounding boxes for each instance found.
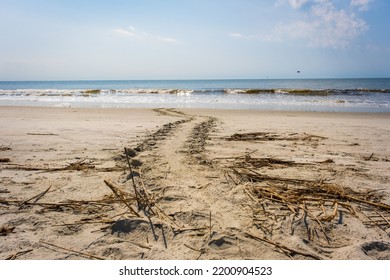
[40,241,105,260]
[0,225,15,236]
[1,195,120,214]
[0,145,12,151]
[226,132,327,142]
[19,186,52,209]
[3,158,124,173]
[104,180,140,217]
[5,249,33,260]
[161,224,168,249]
[124,147,140,208]
[221,148,390,244]
[244,232,322,260]
[27,133,58,136]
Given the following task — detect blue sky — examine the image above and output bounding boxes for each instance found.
[0,0,389,80]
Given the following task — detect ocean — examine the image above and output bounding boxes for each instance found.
[1,78,390,112]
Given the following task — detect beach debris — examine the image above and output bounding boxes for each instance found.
[5,249,33,260]
[26,133,59,136]
[3,158,124,173]
[0,145,12,151]
[209,211,212,238]
[103,147,197,249]
[244,232,322,260]
[62,158,95,171]
[18,186,52,209]
[40,241,105,260]
[226,131,327,142]
[0,225,15,236]
[0,194,118,214]
[104,180,140,217]
[124,147,141,207]
[0,158,10,162]
[363,153,380,161]
[222,151,390,244]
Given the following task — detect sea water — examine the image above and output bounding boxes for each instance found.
[0,78,389,112]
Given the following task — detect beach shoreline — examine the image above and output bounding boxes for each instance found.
[1,106,389,260]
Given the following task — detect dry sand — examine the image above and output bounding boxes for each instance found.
[0,106,389,260]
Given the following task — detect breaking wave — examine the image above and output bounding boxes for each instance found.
[1,78,389,112]
[1,87,389,97]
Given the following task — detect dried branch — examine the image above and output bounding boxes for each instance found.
[40,241,105,260]
[244,232,322,260]
[104,180,140,217]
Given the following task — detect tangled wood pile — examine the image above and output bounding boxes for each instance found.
[217,152,390,246]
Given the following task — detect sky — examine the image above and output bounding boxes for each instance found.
[0,0,389,80]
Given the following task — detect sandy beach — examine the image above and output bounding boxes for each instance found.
[0,106,389,260]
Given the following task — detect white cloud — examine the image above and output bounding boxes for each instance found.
[351,0,371,11]
[288,0,309,9]
[114,28,135,37]
[113,26,178,44]
[266,0,368,48]
[157,36,178,44]
[229,32,244,38]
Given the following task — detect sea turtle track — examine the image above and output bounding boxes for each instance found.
[185,117,218,164]
[122,109,259,259]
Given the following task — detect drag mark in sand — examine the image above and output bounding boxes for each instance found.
[104,109,265,259]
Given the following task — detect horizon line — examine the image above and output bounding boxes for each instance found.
[1,77,390,82]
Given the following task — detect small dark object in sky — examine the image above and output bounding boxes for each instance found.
[297,70,301,73]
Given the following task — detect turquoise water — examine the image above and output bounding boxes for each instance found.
[1,78,389,112]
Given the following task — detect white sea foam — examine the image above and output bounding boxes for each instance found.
[0,83,389,112]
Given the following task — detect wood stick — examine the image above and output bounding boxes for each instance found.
[147,216,158,241]
[40,241,105,260]
[148,202,181,229]
[244,232,322,260]
[3,163,94,172]
[5,249,33,260]
[343,195,390,211]
[210,149,258,163]
[124,148,139,201]
[51,220,114,227]
[137,178,153,205]
[184,243,202,252]
[209,211,212,237]
[19,186,52,209]
[358,211,389,235]
[104,180,140,217]
[241,184,258,202]
[123,240,152,250]
[174,227,208,234]
[161,224,168,249]
[303,203,310,241]
[27,133,58,136]
[373,210,390,227]
[290,214,295,235]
